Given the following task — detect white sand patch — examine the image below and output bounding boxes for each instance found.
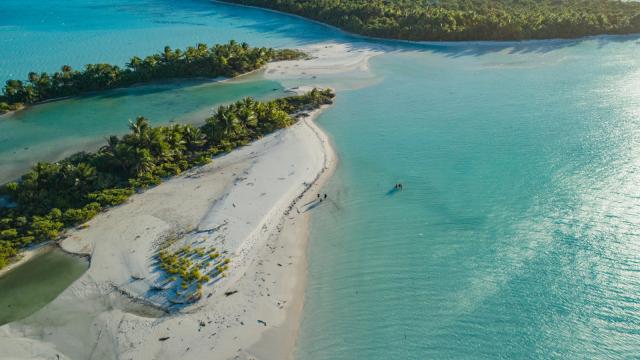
[266,42,381,78]
[0,41,365,359]
[0,106,336,360]
[265,42,384,92]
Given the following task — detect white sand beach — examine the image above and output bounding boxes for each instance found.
[0,42,379,360]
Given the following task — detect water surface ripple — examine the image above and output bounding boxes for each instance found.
[299,41,640,359]
[0,1,638,359]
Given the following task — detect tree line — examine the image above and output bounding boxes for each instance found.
[0,88,335,269]
[223,0,640,41]
[0,41,307,114]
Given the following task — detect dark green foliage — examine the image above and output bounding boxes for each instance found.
[0,89,335,268]
[223,0,640,41]
[87,188,135,207]
[270,48,309,61]
[0,41,307,114]
[272,88,336,114]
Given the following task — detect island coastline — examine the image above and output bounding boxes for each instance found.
[214,0,640,47]
[0,101,337,360]
[0,42,372,360]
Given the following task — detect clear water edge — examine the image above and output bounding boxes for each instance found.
[0,75,286,183]
[0,1,638,359]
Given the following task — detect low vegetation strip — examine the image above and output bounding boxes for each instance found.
[0,41,307,114]
[222,0,640,41]
[156,244,231,304]
[0,88,335,269]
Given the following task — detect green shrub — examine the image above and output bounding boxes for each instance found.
[87,188,133,207]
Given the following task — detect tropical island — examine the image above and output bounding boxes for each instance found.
[222,0,640,41]
[0,88,335,270]
[0,41,307,115]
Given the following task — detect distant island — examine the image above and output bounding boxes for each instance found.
[0,88,335,269]
[0,41,307,115]
[222,0,640,41]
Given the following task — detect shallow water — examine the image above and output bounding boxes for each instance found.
[0,248,88,325]
[0,0,353,183]
[0,0,348,84]
[0,0,639,359]
[298,39,640,359]
[0,78,284,183]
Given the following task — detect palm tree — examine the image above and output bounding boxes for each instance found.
[128,116,151,142]
[132,148,155,176]
[183,125,206,152]
[217,108,238,138]
[72,163,98,195]
[238,99,258,129]
[127,56,143,70]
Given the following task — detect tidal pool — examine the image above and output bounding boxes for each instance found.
[0,248,88,325]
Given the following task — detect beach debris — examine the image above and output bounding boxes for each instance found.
[257,320,267,326]
[159,337,170,341]
[225,290,238,297]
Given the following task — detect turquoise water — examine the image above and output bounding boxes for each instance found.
[0,0,351,182]
[0,248,88,325]
[1,0,639,358]
[0,0,347,83]
[0,78,284,183]
[299,40,640,359]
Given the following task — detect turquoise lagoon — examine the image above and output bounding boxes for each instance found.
[1,0,639,358]
[0,78,285,183]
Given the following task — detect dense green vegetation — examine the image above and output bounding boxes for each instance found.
[0,41,307,114]
[0,88,335,269]
[224,0,640,41]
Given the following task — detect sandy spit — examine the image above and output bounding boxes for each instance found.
[0,42,378,360]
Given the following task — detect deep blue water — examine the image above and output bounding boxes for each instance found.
[1,1,639,359]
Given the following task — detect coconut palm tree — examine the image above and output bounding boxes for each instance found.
[128,116,150,142]
[183,125,206,152]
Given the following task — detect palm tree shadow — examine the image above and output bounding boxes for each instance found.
[216,0,640,59]
[368,33,640,58]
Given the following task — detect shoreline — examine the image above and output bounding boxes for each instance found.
[214,0,640,47]
[0,55,296,121]
[0,103,337,360]
[244,108,338,360]
[0,74,261,185]
[0,76,229,120]
[0,41,370,360]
